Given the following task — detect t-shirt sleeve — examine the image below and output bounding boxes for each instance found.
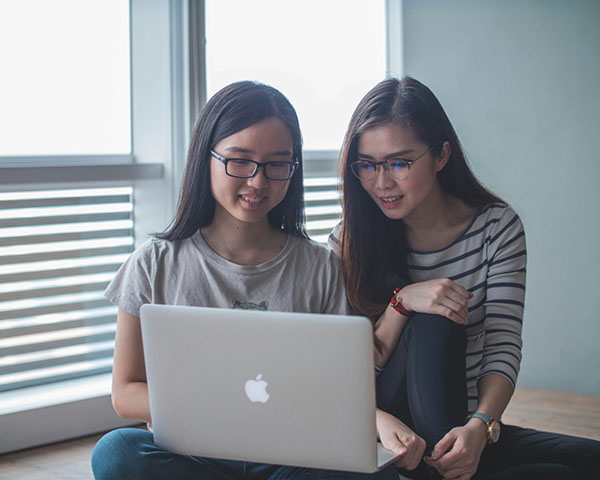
[480,207,526,387]
[104,239,155,317]
[328,222,342,258]
[321,249,351,315]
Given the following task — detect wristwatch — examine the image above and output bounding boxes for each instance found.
[468,412,501,444]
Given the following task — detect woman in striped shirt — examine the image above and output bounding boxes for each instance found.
[329,77,599,479]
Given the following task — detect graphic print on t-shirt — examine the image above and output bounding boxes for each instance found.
[232,300,269,311]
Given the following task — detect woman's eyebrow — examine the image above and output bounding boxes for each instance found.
[357,150,415,160]
[223,146,254,155]
[224,146,293,157]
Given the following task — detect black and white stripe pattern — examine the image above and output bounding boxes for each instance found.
[329,203,526,413]
[407,203,526,412]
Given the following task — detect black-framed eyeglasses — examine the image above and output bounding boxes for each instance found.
[211,150,298,181]
[350,144,441,181]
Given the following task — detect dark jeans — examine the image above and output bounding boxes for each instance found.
[376,313,600,479]
[91,428,398,480]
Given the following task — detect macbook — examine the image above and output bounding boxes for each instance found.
[140,304,400,473]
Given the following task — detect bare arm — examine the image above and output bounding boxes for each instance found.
[373,304,409,368]
[474,373,514,421]
[111,308,151,423]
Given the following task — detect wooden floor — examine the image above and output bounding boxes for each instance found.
[0,388,599,480]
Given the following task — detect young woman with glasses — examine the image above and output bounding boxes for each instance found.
[330,76,600,479]
[91,81,402,479]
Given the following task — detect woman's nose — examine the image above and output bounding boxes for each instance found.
[247,165,269,188]
[374,165,394,190]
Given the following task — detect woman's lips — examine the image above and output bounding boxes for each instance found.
[240,194,265,208]
[378,195,403,209]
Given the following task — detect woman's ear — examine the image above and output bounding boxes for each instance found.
[435,141,451,173]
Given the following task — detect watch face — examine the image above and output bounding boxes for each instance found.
[490,421,501,443]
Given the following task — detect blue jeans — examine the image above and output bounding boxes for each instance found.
[376,313,600,479]
[91,428,400,479]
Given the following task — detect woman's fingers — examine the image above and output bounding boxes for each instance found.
[445,286,472,306]
[447,280,473,300]
[437,296,469,324]
[400,279,472,324]
[396,432,426,471]
[381,433,407,456]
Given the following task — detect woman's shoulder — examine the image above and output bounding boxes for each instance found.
[128,234,198,266]
[467,202,525,259]
[470,202,524,236]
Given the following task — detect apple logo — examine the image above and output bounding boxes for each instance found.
[244,373,270,403]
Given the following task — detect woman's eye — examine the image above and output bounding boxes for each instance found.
[230,159,251,166]
[388,160,409,170]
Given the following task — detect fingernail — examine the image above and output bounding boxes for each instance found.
[396,446,407,454]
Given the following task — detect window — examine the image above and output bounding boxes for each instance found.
[206,0,386,151]
[0,0,177,454]
[0,1,134,399]
[0,0,131,157]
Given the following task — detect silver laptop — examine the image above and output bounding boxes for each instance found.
[140,304,400,473]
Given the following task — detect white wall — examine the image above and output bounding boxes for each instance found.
[402,0,600,394]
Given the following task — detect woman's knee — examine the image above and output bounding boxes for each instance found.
[407,313,466,343]
[91,428,152,479]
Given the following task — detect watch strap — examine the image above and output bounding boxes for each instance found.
[467,411,499,444]
[470,411,493,424]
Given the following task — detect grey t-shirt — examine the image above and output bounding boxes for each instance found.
[105,230,349,316]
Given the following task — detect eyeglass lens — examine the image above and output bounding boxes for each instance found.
[227,159,294,180]
[352,160,410,180]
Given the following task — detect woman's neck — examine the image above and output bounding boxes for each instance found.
[200,210,287,266]
[403,188,477,252]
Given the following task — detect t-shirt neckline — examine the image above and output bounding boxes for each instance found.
[190,229,294,273]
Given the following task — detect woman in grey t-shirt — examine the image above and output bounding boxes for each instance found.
[91,81,409,480]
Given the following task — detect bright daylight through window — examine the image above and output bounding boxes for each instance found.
[0,0,131,156]
[0,0,132,397]
[205,0,386,151]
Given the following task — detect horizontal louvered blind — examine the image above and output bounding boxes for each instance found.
[0,187,134,393]
[304,177,341,244]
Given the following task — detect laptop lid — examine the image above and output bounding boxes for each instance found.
[140,304,399,473]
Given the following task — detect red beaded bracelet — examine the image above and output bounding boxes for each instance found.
[390,288,412,316]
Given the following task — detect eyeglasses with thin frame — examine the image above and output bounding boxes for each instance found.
[350,143,441,181]
[211,150,298,181]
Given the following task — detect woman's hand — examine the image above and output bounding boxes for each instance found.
[376,409,426,471]
[423,419,487,480]
[396,278,473,325]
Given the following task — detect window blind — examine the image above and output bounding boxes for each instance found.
[0,187,133,393]
[304,177,342,244]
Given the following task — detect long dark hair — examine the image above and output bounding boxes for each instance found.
[340,76,500,318]
[156,81,307,240]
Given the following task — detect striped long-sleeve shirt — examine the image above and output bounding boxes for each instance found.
[329,203,526,413]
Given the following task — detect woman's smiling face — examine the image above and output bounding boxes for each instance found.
[356,122,449,222]
[210,116,294,227]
